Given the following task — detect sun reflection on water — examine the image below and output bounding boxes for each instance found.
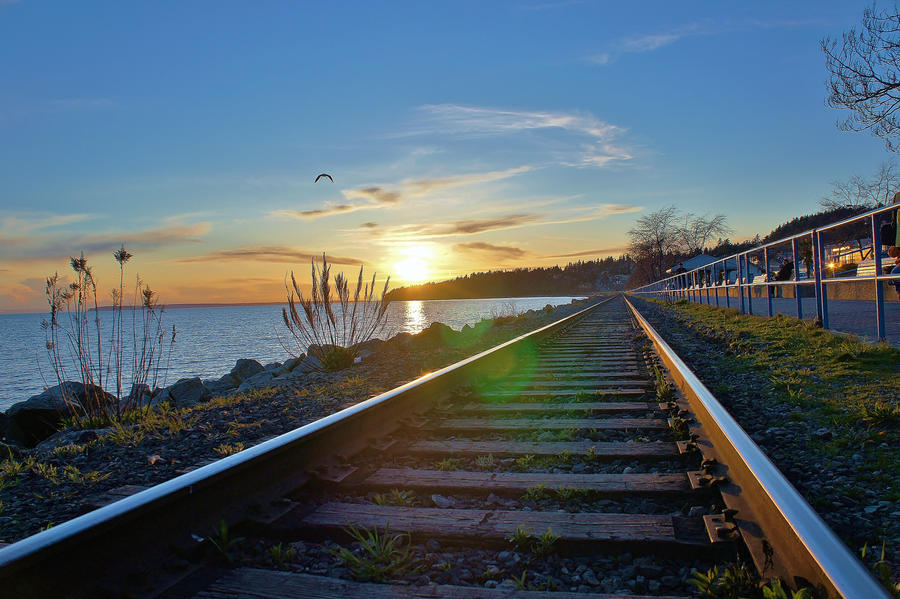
[403,300,426,334]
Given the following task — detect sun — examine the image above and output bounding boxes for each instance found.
[393,245,433,283]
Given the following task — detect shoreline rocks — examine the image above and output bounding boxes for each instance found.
[1,298,591,450]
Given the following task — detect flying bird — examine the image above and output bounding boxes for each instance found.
[314,173,333,183]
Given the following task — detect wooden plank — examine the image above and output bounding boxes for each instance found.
[406,439,678,458]
[505,370,642,378]
[461,402,657,413]
[480,389,647,399]
[359,469,691,493]
[493,379,650,389]
[432,417,666,431]
[195,569,690,599]
[302,503,699,545]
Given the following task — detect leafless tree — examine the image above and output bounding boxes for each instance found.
[823,6,900,151]
[677,213,732,255]
[627,206,680,281]
[821,159,898,209]
[628,206,731,284]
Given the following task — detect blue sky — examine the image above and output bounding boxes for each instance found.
[0,0,893,311]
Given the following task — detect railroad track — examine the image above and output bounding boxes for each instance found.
[0,296,888,598]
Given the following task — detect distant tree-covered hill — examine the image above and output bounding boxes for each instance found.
[385,256,634,301]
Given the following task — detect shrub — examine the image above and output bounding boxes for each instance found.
[282,253,390,371]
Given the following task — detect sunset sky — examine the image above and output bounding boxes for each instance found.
[0,0,893,312]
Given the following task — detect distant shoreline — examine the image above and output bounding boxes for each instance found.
[1,295,590,315]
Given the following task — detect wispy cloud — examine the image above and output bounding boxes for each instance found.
[275,166,532,220]
[621,33,681,53]
[0,212,94,235]
[409,105,633,169]
[589,18,823,65]
[416,104,621,140]
[359,222,378,229]
[0,219,210,262]
[372,203,641,243]
[273,204,364,220]
[453,242,527,260]
[343,187,402,204]
[547,247,628,258]
[375,214,539,241]
[178,246,365,266]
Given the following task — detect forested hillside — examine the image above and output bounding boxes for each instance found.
[386,256,633,301]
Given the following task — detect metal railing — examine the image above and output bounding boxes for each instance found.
[630,202,900,341]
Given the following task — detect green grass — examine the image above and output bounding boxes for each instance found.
[332,525,417,582]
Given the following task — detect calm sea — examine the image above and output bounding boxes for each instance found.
[0,296,582,411]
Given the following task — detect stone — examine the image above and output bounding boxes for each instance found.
[127,383,152,407]
[352,339,384,361]
[688,506,705,517]
[295,354,324,373]
[416,322,455,347]
[264,362,282,372]
[582,569,600,586]
[425,539,441,551]
[230,359,265,382]
[206,374,238,396]
[275,355,305,376]
[152,378,211,409]
[35,427,107,453]
[623,466,636,474]
[6,382,114,447]
[237,371,275,393]
[430,494,457,509]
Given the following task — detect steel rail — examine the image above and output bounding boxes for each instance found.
[625,296,889,599]
[0,295,614,598]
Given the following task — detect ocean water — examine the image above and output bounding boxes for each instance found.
[0,296,582,411]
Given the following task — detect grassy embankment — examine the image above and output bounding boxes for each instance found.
[635,297,899,592]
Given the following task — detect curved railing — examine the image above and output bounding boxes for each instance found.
[629,201,900,341]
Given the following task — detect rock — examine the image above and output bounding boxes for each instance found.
[151,378,211,409]
[688,506,705,517]
[295,354,324,373]
[6,382,114,447]
[416,322,455,347]
[431,494,457,509]
[582,569,600,586]
[127,383,152,407]
[206,374,238,396]
[264,361,282,372]
[425,539,441,551]
[571,462,588,474]
[35,427,107,452]
[275,355,305,376]
[230,359,265,382]
[622,466,636,474]
[814,427,832,440]
[237,371,275,393]
[352,339,384,361]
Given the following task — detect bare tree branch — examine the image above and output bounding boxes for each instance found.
[821,159,898,209]
[823,6,900,150]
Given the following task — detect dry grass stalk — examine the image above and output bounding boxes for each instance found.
[42,246,175,422]
[282,253,390,370]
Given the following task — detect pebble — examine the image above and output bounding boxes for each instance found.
[622,466,635,474]
[430,494,457,509]
[688,506,705,517]
[425,539,441,551]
